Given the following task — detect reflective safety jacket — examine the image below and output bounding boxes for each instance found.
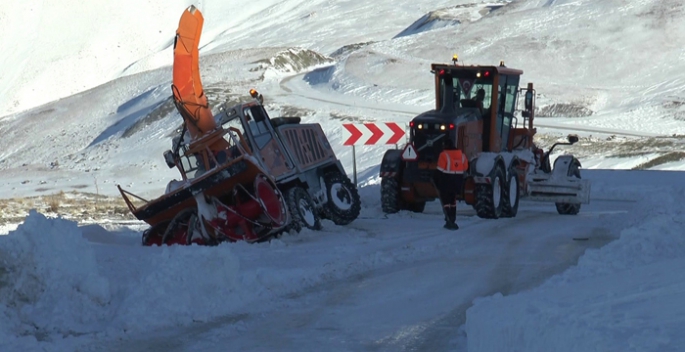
[437,150,469,174]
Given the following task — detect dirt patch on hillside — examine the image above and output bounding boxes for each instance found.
[0,191,138,226]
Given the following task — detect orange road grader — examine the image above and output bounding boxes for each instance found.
[380,56,591,218]
[118,6,360,246]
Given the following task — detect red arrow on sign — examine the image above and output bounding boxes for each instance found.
[386,123,405,144]
[342,122,406,146]
[364,123,383,145]
[342,124,363,146]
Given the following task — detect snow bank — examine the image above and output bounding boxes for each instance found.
[114,244,241,330]
[0,211,244,350]
[465,186,685,352]
[0,211,111,350]
[0,207,436,350]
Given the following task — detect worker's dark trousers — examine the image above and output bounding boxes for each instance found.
[433,171,464,224]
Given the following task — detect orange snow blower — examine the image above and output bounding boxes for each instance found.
[118,5,289,245]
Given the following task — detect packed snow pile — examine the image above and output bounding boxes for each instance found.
[0,211,244,350]
[0,211,111,350]
[465,185,685,352]
[0,202,445,351]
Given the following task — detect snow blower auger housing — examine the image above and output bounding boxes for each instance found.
[118,127,289,245]
[117,5,360,246]
[380,56,590,218]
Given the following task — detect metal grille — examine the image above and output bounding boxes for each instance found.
[413,131,446,162]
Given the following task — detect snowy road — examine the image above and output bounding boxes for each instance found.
[82,195,633,352]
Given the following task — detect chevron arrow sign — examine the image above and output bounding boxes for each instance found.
[341,122,405,146]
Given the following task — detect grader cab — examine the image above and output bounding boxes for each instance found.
[380,56,590,218]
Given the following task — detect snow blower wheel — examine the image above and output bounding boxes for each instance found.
[162,208,199,245]
[254,174,288,229]
[286,186,321,231]
[322,171,361,225]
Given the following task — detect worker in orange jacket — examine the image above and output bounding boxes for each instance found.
[434,144,469,230]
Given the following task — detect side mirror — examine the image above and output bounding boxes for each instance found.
[521,111,530,118]
[567,134,579,144]
[524,90,534,111]
[163,150,176,168]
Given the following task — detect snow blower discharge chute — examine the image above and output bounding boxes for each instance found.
[118,5,289,245]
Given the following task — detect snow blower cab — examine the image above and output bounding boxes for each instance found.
[209,89,361,232]
[380,56,590,218]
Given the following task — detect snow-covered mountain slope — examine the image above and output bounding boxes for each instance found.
[1,0,684,201]
[0,0,463,115]
[1,1,685,352]
[318,0,685,133]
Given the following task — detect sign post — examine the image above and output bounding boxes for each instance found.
[342,122,406,185]
[352,145,357,185]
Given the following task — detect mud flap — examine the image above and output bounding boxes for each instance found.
[380,149,403,178]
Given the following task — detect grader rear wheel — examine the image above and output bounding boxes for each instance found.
[474,165,505,219]
[501,169,520,218]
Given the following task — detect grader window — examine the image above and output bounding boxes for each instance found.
[438,72,493,113]
[496,74,521,150]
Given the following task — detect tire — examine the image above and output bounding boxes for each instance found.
[555,161,582,215]
[286,186,321,231]
[474,165,505,219]
[501,169,520,218]
[381,177,401,214]
[323,171,361,225]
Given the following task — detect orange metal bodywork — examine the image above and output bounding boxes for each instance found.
[119,153,262,227]
[172,6,229,155]
[401,63,533,206]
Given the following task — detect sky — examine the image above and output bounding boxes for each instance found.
[1,0,685,351]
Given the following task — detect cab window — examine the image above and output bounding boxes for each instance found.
[438,71,493,112]
[244,106,272,149]
[497,74,520,150]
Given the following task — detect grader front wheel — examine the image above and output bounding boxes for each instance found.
[555,161,582,215]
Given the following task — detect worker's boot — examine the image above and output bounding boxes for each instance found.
[443,206,459,230]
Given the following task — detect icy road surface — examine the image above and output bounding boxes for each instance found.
[78,198,632,352]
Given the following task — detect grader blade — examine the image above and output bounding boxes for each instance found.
[526,177,591,204]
